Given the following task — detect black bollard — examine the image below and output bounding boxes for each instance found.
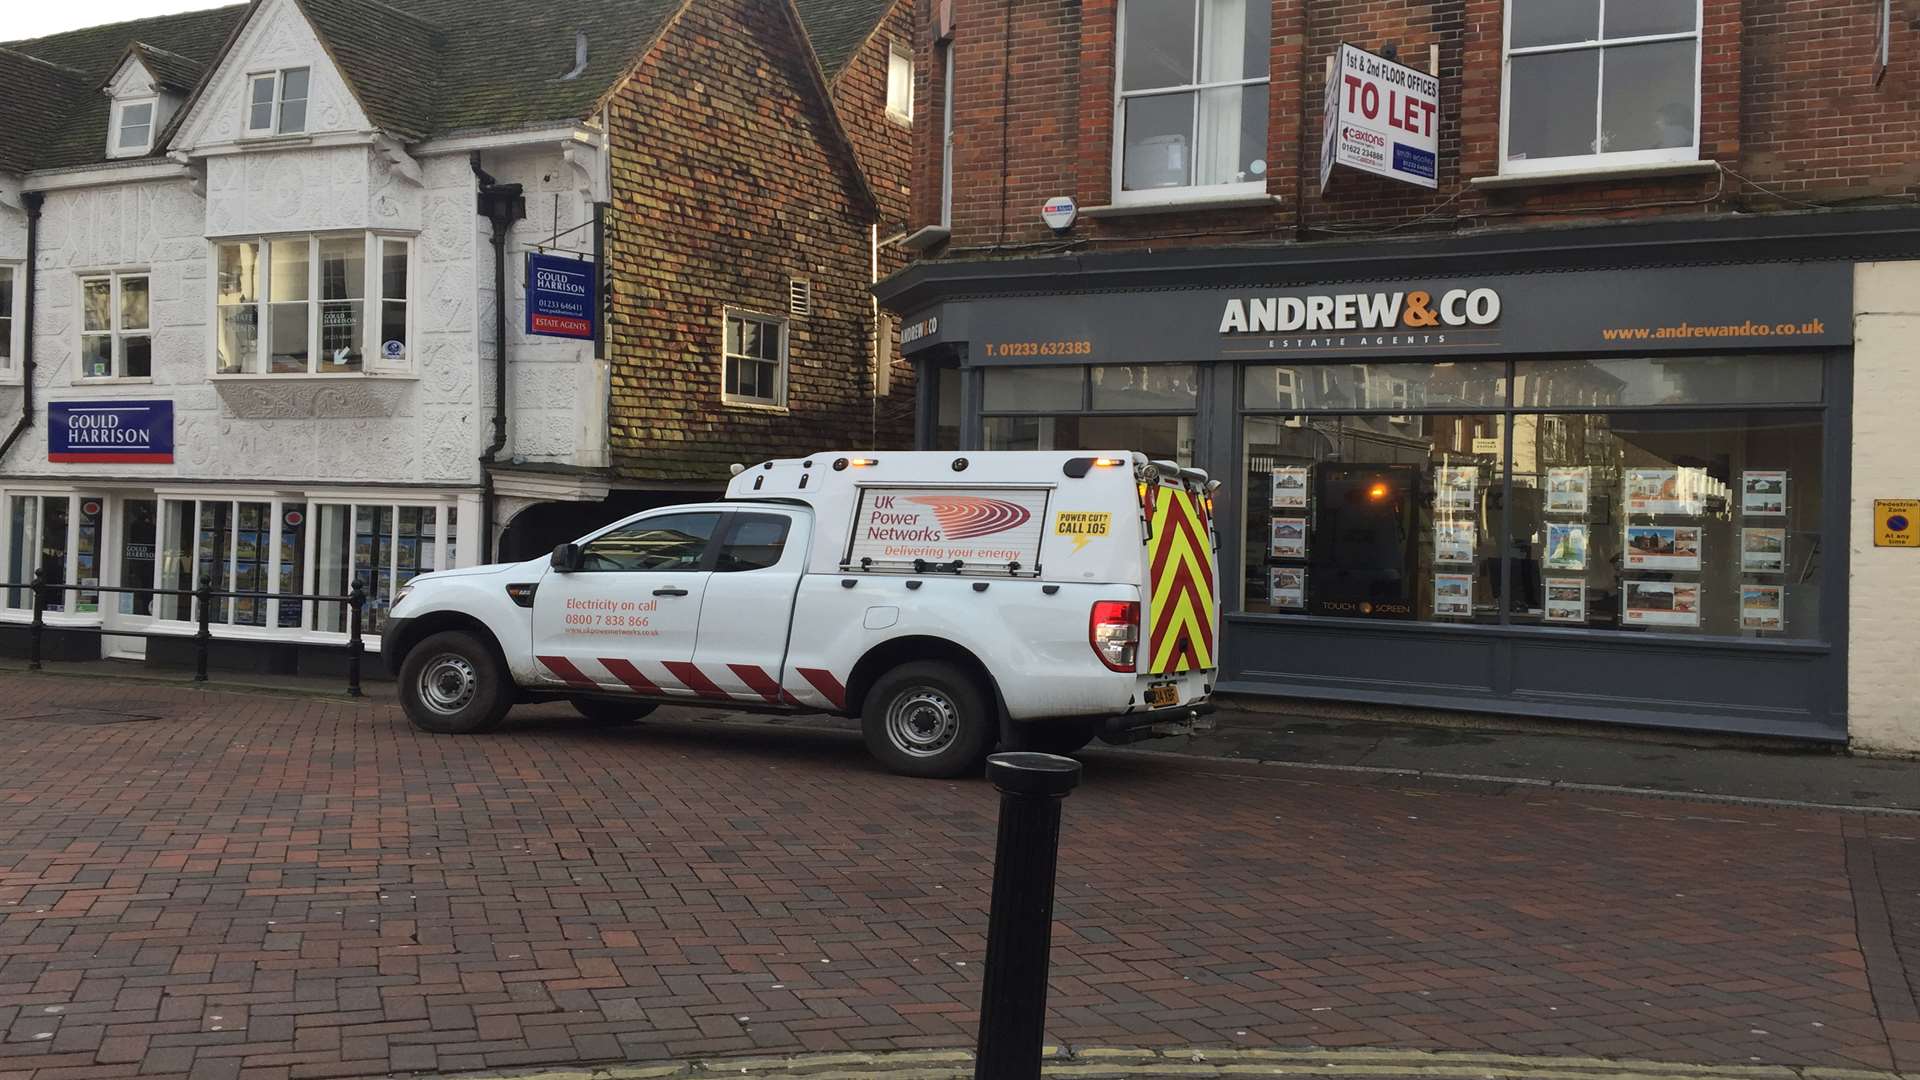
[974,751,1082,1080]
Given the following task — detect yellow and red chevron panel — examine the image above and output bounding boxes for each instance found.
[1146,485,1217,674]
[536,656,848,711]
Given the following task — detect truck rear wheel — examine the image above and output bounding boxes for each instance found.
[399,630,511,735]
[571,697,658,723]
[862,661,994,779]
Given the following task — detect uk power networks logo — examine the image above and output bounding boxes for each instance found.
[909,497,1032,540]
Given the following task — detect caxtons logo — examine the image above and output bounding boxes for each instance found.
[1220,288,1501,334]
[1342,126,1386,148]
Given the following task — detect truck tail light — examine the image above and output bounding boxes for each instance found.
[1089,600,1139,672]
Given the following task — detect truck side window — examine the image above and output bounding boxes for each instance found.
[578,512,719,572]
[715,514,790,572]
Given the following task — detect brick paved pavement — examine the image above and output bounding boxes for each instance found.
[0,673,1915,1080]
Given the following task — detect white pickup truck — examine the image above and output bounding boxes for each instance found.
[382,451,1220,777]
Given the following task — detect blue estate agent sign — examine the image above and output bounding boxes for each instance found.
[526,252,596,340]
[48,400,175,464]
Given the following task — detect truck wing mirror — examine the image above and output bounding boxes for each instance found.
[551,542,583,572]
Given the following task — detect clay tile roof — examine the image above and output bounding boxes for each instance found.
[790,0,899,77]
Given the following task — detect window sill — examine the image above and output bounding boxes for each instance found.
[238,132,314,146]
[73,376,153,386]
[901,225,950,252]
[1470,160,1720,191]
[209,371,418,381]
[1081,192,1280,219]
[721,399,790,414]
[885,111,914,130]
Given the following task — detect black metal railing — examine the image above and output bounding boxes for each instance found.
[4,573,369,696]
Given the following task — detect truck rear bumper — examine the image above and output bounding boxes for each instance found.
[1099,700,1216,744]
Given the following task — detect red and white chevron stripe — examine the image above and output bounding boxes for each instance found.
[537,655,848,712]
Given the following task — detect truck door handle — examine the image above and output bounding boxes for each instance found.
[653,586,689,597]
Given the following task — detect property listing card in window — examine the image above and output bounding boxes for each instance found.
[1625,467,1710,516]
[1624,525,1701,572]
[1433,573,1473,618]
[1434,522,1474,564]
[1270,466,1308,509]
[1270,516,1307,560]
[1546,467,1589,514]
[1741,528,1786,574]
[1544,523,1589,571]
[1742,470,1787,517]
[1623,579,1701,628]
[1741,584,1785,632]
[1434,465,1476,512]
[1269,566,1305,610]
[1544,578,1586,624]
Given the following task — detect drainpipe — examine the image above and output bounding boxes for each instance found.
[471,155,526,564]
[0,192,45,463]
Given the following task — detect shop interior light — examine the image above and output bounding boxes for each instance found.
[1368,482,1391,501]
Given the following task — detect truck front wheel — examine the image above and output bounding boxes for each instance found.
[862,661,994,779]
[399,630,511,735]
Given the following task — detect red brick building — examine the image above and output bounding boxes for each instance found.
[875,0,1920,749]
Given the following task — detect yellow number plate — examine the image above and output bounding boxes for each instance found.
[1145,683,1179,709]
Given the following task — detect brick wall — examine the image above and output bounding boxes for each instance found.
[826,0,918,408]
[913,0,1920,255]
[604,0,913,485]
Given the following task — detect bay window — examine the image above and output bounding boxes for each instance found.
[214,234,412,375]
[1115,0,1271,199]
[1502,0,1701,173]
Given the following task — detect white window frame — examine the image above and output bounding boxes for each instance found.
[721,308,789,409]
[1499,0,1703,176]
[76,271,153,383]
[108,97,158,158]
[208,232,414,377]
[244,67,310,136]
[1110,0,1271,206]
[886,40,915,125]
[0,263,21,379]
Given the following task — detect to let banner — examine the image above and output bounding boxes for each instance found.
[1323,42,1440,191]
[49,400,174,463]
[526,252,596,340]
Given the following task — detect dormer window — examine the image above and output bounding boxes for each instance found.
[108,98,158,157]
[246,68,309,136]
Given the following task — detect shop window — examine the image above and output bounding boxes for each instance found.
[934,367,962,450]
[313,502,449,634]
[981,364,1201,463]
[214,234,410,375]
[0,264,18,376]
[1244,361,1504,411]
[120,498,157,618]
[1115,0,1271,199]
[246,67,309,135]
[723,310,787,407]
[79,272,152,380]
[1502,0,1700,174]
[5,495,72,612]
[1240,356,1828,642]
[887,40,914,124]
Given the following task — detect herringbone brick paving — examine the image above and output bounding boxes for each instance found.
[0,674,1913,1079]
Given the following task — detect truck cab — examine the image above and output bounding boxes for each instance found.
[382,451,1220,777]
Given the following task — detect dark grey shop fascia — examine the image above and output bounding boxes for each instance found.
[873,204,1920,315]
